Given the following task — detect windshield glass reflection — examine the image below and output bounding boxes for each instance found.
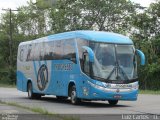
[92,43,116,80]
[90,42,137,81]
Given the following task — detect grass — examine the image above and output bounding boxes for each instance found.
[0,101,52,115]
[139,90,160,95]
[0,83,16,88]
[0,100,79,120]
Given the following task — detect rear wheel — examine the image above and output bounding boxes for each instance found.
[28,82,34,99]
[70,85,80,105]
[108,100,118,105]
[35,94,42,99]
[27,82,41,99]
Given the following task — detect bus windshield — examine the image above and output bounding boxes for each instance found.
[91,43,137,81]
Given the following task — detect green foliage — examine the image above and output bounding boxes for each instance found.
[139,90,160,94]
[0,68,16,85]
[131,1,160,90]
[138,63,160,90]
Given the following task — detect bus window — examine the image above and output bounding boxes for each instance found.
[64,39,76,63]
[26,44,32,61]
[54,40,63,60]
[83,53,90,74]
[18,46,21,61]
[39,42,45,60]
[44,41,54,60]
[34,43,40,61]
[20,48,24,61]
[77,39,89,68]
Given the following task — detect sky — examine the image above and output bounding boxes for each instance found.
[0,0,156,14]
[130,0,156,7]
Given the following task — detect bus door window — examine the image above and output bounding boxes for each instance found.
[77,39,89,69]
[83,52,90,74]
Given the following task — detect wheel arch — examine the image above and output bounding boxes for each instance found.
[68,81,76,97]
[27,79,32,92]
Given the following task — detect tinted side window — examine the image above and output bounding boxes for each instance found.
[39,42,45,60]
[20,48,24,61]
[54,40,63,60]
[26,44,32,61]
[34,43,40,61]
[19,45,28,62]
[44,41,54,60]
[77,39,89,68]
[25,39,76,61]
[18,46,22,61]
[64,39,76,63]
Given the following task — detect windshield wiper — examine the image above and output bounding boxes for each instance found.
[118,65,129,81]
[106,64,129,81]
[106,66,116,80]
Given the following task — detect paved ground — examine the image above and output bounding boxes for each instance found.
[0,103,33,114]
[0,87,160,120]
[0,103,44,120]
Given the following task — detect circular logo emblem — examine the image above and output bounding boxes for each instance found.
[116,89,120,93]
[37,64,48,91]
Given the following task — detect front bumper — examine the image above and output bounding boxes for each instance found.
[89,87,138,101]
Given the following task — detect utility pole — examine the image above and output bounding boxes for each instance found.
[2,8,19,68]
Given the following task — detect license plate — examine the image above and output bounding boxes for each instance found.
[115,84,132,88]
[113,95,122,99]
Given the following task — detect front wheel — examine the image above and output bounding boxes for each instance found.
[108,100,118,105]
[70,85,80,105]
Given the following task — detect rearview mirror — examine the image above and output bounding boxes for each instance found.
[82,46,95,63]
[136,49,145,65]
[82,46,94,78]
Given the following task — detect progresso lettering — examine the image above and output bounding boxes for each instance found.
[55,63,73,71]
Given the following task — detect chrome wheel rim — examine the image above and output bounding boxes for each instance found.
[28,85,32,98]
[71,91,76,104]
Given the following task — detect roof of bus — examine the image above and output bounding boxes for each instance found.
[20,30,133,45]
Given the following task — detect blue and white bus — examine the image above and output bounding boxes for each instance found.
[17,30,145,105]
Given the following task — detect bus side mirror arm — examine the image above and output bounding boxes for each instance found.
[82,52,93,76]
[82,46,95,63]
[136,49,145,65]
[82,46,94,78]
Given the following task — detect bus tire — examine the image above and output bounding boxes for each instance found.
[56,96,68,100]
[70,85,80,105]
[35,94,42,99]
[27,82,36,99]
[108,100,118,105]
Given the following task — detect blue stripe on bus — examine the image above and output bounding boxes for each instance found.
[38,61,41,67]
[33,61,38,77]
[44,60,47,66]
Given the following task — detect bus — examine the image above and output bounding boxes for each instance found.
[17,30,145,105]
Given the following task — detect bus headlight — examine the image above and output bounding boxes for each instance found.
[88,81,106,90]
[131,82,139,90]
